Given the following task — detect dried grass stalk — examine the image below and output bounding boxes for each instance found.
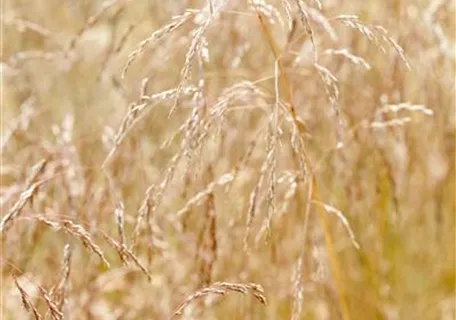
[101,231,152,281]
[194,166,218,287]
[173,172,234,223]
[114,201,127,248]
[170,15,212,116]
[67,0,125,52]
[324,48,371,70]
[32,216,110,268]
[290,257,304,320]
[103,86,198,167]
[50,244,72,314]
[122,10,196,78]
[294,0,318,61]
[244,150,273,251]
[0,159,48,234]
[13,276,43,320]
[171,282,267,319]
[334,15,410,69]
[263,60,281,243]
[130,183,168,258]
[312,200,360,249]
[1,96,36,151]
[377,103,434,116]
[314,63,343,147]
[37,284,63,320]
[131,185,155,250]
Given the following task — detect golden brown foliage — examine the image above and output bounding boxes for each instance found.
[2,0,454,319]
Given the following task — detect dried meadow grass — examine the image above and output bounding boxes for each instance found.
[171,281,266,319]
[2,0,453,319]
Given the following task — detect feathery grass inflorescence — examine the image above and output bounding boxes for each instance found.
[2,0,452,318]
[171,282,267,319]
[13,276,42,320]
[29,216,110,268]
[0,159,48,234]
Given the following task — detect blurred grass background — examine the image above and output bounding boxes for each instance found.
[1,0,455,319]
